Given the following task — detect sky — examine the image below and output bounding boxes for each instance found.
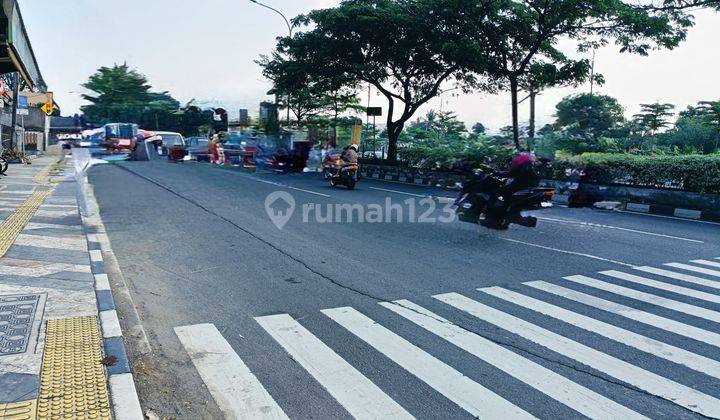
[19,1,720,132]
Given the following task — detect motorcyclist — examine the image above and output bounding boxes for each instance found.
[499,152,540,197]
[340,144,359,165]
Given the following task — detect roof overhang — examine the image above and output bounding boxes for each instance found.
[0,0,43,91]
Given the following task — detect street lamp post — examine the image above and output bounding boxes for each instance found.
[249,0,293,125]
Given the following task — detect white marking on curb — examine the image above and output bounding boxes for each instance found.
[618,210,720,226]
[175,324,289,420]
[100,310,123,338]
[89,249,103,263]
[95,273,111,291]
[535,216,703,243]
[625,203,650,213]
[109,373,144,420]
[674,208,702,220]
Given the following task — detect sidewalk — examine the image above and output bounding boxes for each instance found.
[0,153,141,419]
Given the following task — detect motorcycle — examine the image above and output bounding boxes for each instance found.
[324,155,359,189]
[455,169,555,230]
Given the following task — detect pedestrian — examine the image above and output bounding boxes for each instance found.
[209,135,220,165]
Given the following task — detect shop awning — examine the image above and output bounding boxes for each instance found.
[0,0,44,91]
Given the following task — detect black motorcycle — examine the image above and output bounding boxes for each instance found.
[455,169,555,230]
[327,164,359,189]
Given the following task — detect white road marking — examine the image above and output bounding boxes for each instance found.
[435,292,720,418]
[665,262,720,278]
[565,275,720,324]
[381,300,646,419]
[482,286,720,378]
[251,177,331,198]
[255,314,414,420]
[693,259,720,269]
[174,323,289,420]
[498,238,635,267]
[535,216,703,243]
[634,266,720,291]
[527,281,720,347]
[322,306,536,419]
[619,210,720,226]
[369,186,456,203]
[602,270,720,305]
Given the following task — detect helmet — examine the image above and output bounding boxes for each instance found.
[349,144,359,151]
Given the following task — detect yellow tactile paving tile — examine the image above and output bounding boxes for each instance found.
[0,400,37,420]
[37,317,112,420]
[0,189,53,257]
[33,158,65,185]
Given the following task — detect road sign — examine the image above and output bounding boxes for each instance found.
[41,102,54,116]
[367,107,382,116]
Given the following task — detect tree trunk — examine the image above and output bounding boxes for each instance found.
[510,76,521,150]
[528,91,536,141]
[386,123,405,162]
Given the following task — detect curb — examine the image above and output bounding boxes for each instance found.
[79,194,144,417]
[623,202,720,223]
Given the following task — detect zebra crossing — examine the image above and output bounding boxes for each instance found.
[175,257,720,419]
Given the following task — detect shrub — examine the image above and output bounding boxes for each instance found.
[540,153,720,193]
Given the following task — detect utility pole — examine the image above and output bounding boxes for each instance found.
[590,49,596,95]
[249,0,293,125]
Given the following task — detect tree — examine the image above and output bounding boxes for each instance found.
[471,122,487,136]
[81,64,180,127]
[633,103,676,135]
[554,94,625,143]
[280,0,489,161]
[455,0,715,149]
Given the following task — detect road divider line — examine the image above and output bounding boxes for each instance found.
[634,266,720,291]
[565,275,720,324]
[321,306,536,419]
[619,209,720,226]
[535,216,703,243]
[601,270,720,305]
[693,259,720,269]
[250,177,332,198]
[381,300,646,419]
[482,286,720,378]
[497,237,635,267]
[527,280,720,347]
[665,263,720,278]
[369,186,456,203]
[255,314,414,420]
[175,323,289,420]
[434,292,720,418]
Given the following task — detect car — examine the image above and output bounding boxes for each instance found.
[185,136,210,161]
[154,131,186,156]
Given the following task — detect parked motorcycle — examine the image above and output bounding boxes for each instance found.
[455,169,554,230]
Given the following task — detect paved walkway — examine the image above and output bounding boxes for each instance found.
[0,154,122,419]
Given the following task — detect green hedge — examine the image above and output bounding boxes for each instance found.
[541,153,720,194]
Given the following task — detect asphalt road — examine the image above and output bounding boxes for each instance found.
[89,160,720,420]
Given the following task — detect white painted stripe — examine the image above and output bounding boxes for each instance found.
[175,324,289,420]
[602,270,720,305]
[694,259,720,269]
[527,281,720,347]
[95,273,111,291]
[381,300,646,419]
[251,177,331,198]
[618,209,720,226]
[35,209,78,218]
[369,186,455,203]
[255,314,413,419]
[90,249,103,262]
[498,238,634,267]
[15,233,87,251]
[535,216,703,243]
[109,373,144,420]
[565,275,720,324]
[24,222,81,231]
[633,267,720,291]
[482,286,720,378]
[322,307,535,419]
[665,263,720,278]
[435,292,720,418]
[100,310,122,338]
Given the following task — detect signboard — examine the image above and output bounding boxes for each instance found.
[367,107,382,117]
[18,95,28,109]
[41,103,54,116]
[16,108,28,116]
